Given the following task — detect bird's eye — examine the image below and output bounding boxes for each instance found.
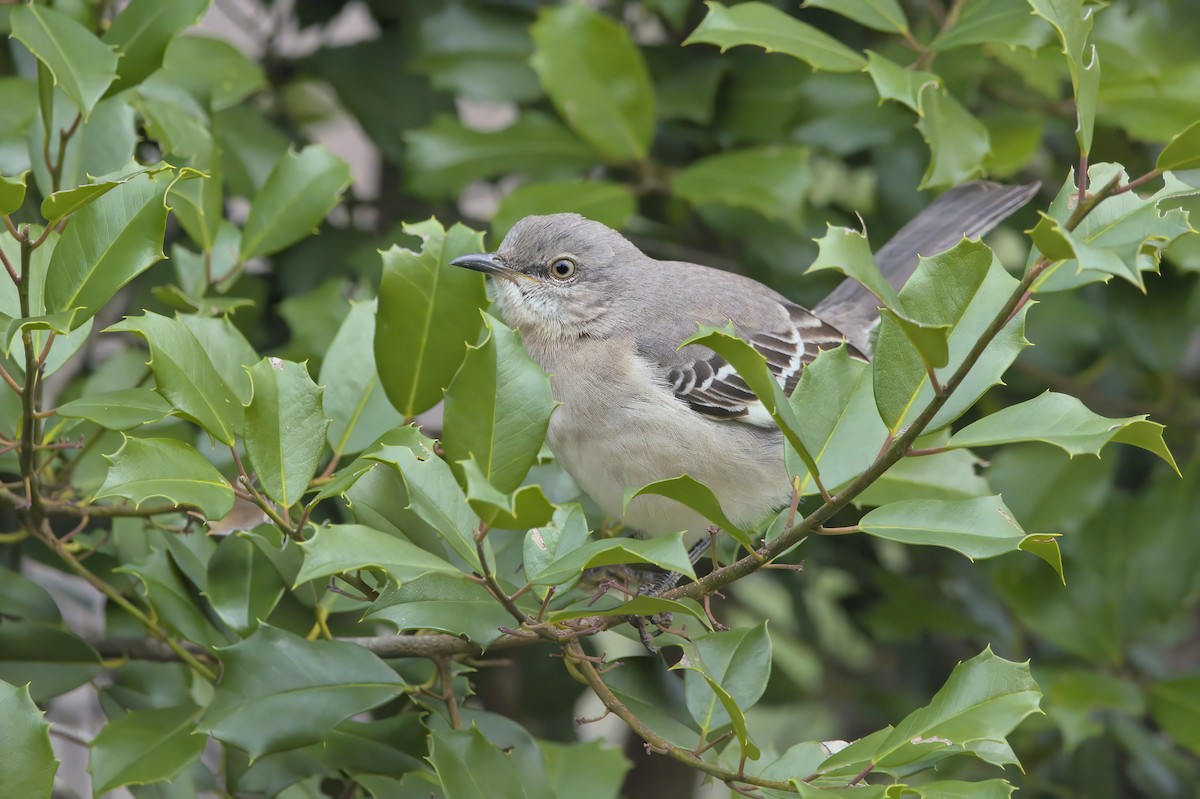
[549,258,577,280]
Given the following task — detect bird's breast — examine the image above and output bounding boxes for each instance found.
[526,335,789,539]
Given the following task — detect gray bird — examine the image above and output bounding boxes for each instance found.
[452,182,1038,543]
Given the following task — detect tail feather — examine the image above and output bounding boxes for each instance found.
[814,181,1041,352]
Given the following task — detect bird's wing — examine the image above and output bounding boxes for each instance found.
[814,181,1040,350]
[642,298,863,425]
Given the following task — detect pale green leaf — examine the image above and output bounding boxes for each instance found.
[0,680,58,797]
[44,170,174,327]
[102,0,212,94]
[442,313,555,493]
[295,523,460,586]
[672,146,810,224]
[530,5,655,162]
[624,475,753,550]
[948,391,1177,472]
[106,312,243,445]
[243,358,328,507]
[95,436,235,520]
[915,83,990,189]
[88,704,205,794]
[10,4,118,119]
[375,219,489,418]
[240,145,352,260]
[803,0,908,33]
[684,2,866,72]
[320,301,404,456]
[56,387,171,431]
[859,495,1062,578]
[405,113,596,199]
[198,626,404,759]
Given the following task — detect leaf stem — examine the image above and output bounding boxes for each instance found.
[36,523,217,681]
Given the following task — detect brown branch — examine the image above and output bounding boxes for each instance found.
[564,640,792,792]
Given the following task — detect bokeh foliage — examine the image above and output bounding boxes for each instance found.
[0,1,1198,798]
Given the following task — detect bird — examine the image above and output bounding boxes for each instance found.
[451,182,1039,545]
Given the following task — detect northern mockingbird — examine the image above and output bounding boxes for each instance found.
[452,183,1039,543]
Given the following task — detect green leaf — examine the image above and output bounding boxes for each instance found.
[530,5,655,163]
[680,325,823,483]
[550,594,709,627]
[116,547,225,646]
[931,0,1049,51]
[948,391,1178,471]
[859,495,1062,577]
[320,301,404,456]
[682,623,772,736]
[915,83,990,189]
[0,566,61,624]
[412,3,540,103]
[366,443,482,571]
[460,458,555,530]
[1031,166,1196,291]
[1158,120,1200,171]
[540,740,631,799]
[0,680,57,797]
[88,704,206,795]
[787,346,888,497]
[0,622,101,703]
[44,170,173,327]
[671,146,810,224]
[873,239,1026,433]
[198,626,404,759]
[675,649,761,760]
[809,222,902,310]
[491,180,635,243]
[871,648,1041,776]
[684,2,866,72]
[95,436,235,520]
[56,387,172,431]
[405,113,597,199]
[802,0,908,33]
[102,0,211,94]
[178,314,257,404]
[0,171,29,215]
[855,446,989,506]
[205,533,286,636]
[430,727,551,799]
[40,166,161,224]
[530,534,696,587]
[863,51,939,114]
[240,145,351,260]
[367,573,517,650]
[243,358,328,507]
[523,504,590,588]
[106,312,244,444]
[162,35,266,111]
[375,219,489,418]
[10,3,118,119]
[1148,676,1200,754]
[295,523,460,586]
[443,314,555,493]
[1029,0,1097,154]
[624,475,754,551]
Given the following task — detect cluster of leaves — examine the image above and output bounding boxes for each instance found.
[0,1,1198,798]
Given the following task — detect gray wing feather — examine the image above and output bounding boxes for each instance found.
[658,304,864,422]
[814,181,1040,351]
[635,181,1036,422]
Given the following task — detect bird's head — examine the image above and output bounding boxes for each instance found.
[451,213,642,339]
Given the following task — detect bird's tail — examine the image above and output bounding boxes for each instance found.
[813,181,1041,352]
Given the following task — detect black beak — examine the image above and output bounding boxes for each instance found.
[451,252,512,278]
